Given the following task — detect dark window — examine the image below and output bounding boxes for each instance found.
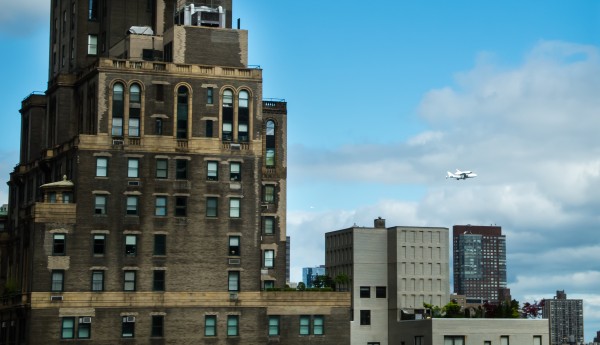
[227,315,238,336]
[93,234,105,255]
[53,234,66,255]
[206,120,213,137]
[112,83,124,135]
[207,161,218,181]
[360,310,371,325]
[313,315,324,335]
[125,235,137,256]
[122,317,135,337]
[238,91,249,142]
[88,0,98,20]
[95,195,107,214]
[229,236,240,256]
[205,315,216,336]
[154,234,166,255]
[156,159,168,178]
[61,317,75,339]
[207,87,213,104]
[265,120,276,166]
[360,286,370,298]
[155,84,164,101]
[228,271,239,291]
[175,160,187,179]
[128,84,141,137]
[299,315,310,335]
[230,162,241,181]
[124,271,136,291]
[52,270,64,292]
[155,118,163,135]
[376,286,387,298]
[153,271,165,291]
[92,271,104,291]
[175,197,187,217]
[78,317,91,339]
[151,315,164,337]
[176,86,189,139]
[206,197,218,217]
[222,90,233,141]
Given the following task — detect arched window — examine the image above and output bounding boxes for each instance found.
[222,89,233,141]
[238,90,249,142]
[176,86,189,139]
[265,120,275,167]
[128,84,141,137]
[112,83,124,136]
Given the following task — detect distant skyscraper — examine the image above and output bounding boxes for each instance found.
[453,225,507,303]
[543,290,584,345]
[302,266,326,288]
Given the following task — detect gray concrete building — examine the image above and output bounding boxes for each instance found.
[543,290,584,345]
[326,218,450,345]
[0,1,350,343]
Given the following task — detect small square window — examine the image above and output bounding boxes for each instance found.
[155,196,167,216]
[175,196,187,217]
[229,236,240,256]
[53,234,66,255]
[126,196,138,215]
[125,235,137,256]
[230,162,241,181]
[93,234,105,255]
[229,198,240,218]
[227,315,238,336]
[376,286,386,298]
[207,161,218,181]
[96,157,108,177]
[154,234,166,255]
[205,315,216,336]
[153,270,165,291]
[128,159,139,178]
[156,159,168,178]
[264,280,275,290]
[124,271,136,291]
[206,197,218,217]
[360,286,370,298]
[360,310,371,325]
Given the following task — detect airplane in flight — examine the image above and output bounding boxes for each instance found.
[446,169,477,180]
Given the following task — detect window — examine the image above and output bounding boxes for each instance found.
[95,195,107,214]
[78,317,91,339]
[156,159,168,178]
[230,162,241,181]
[265,120,275,166]
[263,185,275,203]
[533,336,542,345]
[154,234,166,255]
[206,120,213,138]
[176,86,189,139]
[207,87,213,104]
[175,159,187,179]
[206,197,218,217]
[229,236,240,256]
[175,196,187,217]
[313,315,324,335]
[92,271,104,291]
[49,192,57,203]
[204,315,216,336]
[227,315,238,336]
[500,336,509,345]
[222,90,233,141]
[229,198,240,218]
[264,250,274,268]
[359,310,370,325]
[264,280,275,290]
[53,234,66,255]
[128,159,139,178]
[52,270,64,292]
[126,196,138,215]
[155,196,167,216]
[93,234,105,255]
[122,316,135,338]
[444,336,465,345]
[228,271,239,291]
[87,34,97,55]
[155,118,163,135]
[299,316,310,335]
[268,316,279,336]
[129,84,141,137]
[376,286,387,298]
[484,342,492,345]
[207,161,218,181]
[153,270,165,291]
[238,90,249,142]
[61,317,75,339]
[415,336,424,345]
[263,217,274,234]
[124,271,136,291]
[155,84,164,101]
[151,315,164,337]
[125,235,137,256]
[360,286,371,298]
[112,83,124,135]
[88,0,98,20]
[96,157,108,177]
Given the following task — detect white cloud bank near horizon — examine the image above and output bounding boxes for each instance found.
[287,40,600,340]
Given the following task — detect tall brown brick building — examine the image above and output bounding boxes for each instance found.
[1,1,349,343]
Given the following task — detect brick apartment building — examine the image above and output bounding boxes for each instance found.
[0,1,349,343]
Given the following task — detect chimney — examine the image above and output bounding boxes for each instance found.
[374,217,386,229]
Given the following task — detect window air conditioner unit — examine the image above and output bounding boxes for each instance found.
[125,316,136,323]
[112,139,124,145]
[230,143,241,150]
[127,181,141,186]
[50,295,63,301]
[228,258,241,265]
[229,293,238,301]
[80,317,92,324]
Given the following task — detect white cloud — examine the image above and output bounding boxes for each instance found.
[0,0,49,35]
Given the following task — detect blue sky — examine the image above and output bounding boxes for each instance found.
[2,1,600,341]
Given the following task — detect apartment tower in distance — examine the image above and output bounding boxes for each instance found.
[543,290,584,345]
[326,218,449,345]
[453,225,507,304]
[0,0,350,343]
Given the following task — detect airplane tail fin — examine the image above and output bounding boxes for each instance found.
[446,171,453,179]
